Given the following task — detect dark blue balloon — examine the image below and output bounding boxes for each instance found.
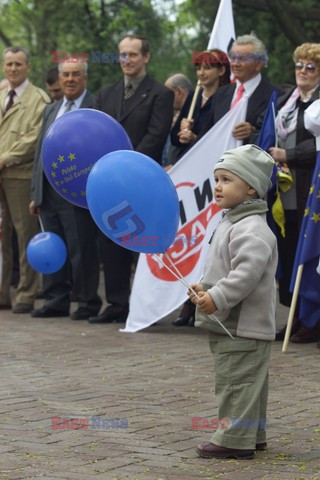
[86,150,180,254]
[27,232,67,274]
[41,109,133,208]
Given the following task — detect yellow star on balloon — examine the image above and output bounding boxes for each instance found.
[55,181,59,186]
[62,188,67,193]
[80,191,86,197]
[304,207,310,217]
[51,171,57,178]
[58,154,64,163]
[316,190,320,199]
[311,212,320,223]
[52,161,58,169]
[68,153,76,161]
[310,185,315,194]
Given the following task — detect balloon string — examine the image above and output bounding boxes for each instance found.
[38,215,45,233]
[162,252,235,340]
[153,253,191,290]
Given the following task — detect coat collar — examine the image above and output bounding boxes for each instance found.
[0,82,34,122]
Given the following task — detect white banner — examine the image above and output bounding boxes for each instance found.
[207,0,236,52]
[122,99,248,332]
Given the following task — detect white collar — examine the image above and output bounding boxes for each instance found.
[235,73,261,98]
[7,78,29,97]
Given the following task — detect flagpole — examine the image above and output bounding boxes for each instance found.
[187,81,201,120]
[282,264,304,352]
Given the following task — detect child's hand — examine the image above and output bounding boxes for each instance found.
[197,291,217,315]
[187,284,203,304]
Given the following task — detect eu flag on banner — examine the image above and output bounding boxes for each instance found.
[290,152,320,328]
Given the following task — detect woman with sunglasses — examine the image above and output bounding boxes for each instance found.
[269,42,320,343]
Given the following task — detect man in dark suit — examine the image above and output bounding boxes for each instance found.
[89,34,173,324]
[29,61,101,320]
[198,34,279,142]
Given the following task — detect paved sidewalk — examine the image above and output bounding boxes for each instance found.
[0,298,319,480]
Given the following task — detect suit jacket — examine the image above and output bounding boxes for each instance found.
[31,91,96,206]
[0,82,50,179]
[199,77,279,140]
[95,73,174,163]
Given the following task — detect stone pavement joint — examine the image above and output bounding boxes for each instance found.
[0,297,319,479]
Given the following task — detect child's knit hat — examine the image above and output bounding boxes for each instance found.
[214,144,275,198]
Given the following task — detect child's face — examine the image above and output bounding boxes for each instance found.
[214,169,257,209]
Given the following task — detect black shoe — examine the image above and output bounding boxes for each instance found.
[172,315,195,326]
[255,442,267,451]
[71,307,96,321]
[31,306,69,318]
[88,306,128,324]
[172,301,195,327]
[12,303,33,314]
[0,303,12,310]
[275,317,300,341]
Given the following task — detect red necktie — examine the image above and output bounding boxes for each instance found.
[230,84,245,109]
[4,90,16,113]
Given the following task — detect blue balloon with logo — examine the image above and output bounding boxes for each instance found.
[41,109,133,208]
[27,232,67,274]
[86,150,180,254]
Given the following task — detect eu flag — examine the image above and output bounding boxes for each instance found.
[256,91,279,237]
[290,152,320,328]
[257,90,278,152]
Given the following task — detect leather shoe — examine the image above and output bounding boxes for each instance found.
[290,325,320,343]
[88,307,128,324]
[71,307,96,321]
[172,315,195,326]
[172,301,196,327]
[196,442,254,459]
[12,303,33,314]
[256,442,267,451]
[0,303,11,310]
[31,306,69,318]
[275,317,300,341]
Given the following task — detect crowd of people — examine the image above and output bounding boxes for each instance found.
[0,33,319,346]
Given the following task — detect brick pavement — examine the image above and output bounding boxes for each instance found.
[0,297,319,480]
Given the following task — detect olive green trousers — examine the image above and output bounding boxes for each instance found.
[208,333,272,450]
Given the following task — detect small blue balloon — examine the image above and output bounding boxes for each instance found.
[86,150,180,254]
[41,109,133,208]
[27,232,67,274]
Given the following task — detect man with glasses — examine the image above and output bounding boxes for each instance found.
[197,33,278,142]
[90,34,173,324]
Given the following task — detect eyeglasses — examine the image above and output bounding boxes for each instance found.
[295,62,317,73]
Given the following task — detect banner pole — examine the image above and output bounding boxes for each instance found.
[282,264,303,353]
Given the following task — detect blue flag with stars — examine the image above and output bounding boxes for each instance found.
[257,90,278,186]
[290,152,320,328]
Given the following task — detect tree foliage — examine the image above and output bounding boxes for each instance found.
[0,0,319,94]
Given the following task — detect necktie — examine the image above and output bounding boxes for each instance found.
[4,90,16,113]
[63,100,74,114]
[124,84,134,100]
[230,84,245,109]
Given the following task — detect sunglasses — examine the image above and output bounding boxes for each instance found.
[295,61,317,73]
